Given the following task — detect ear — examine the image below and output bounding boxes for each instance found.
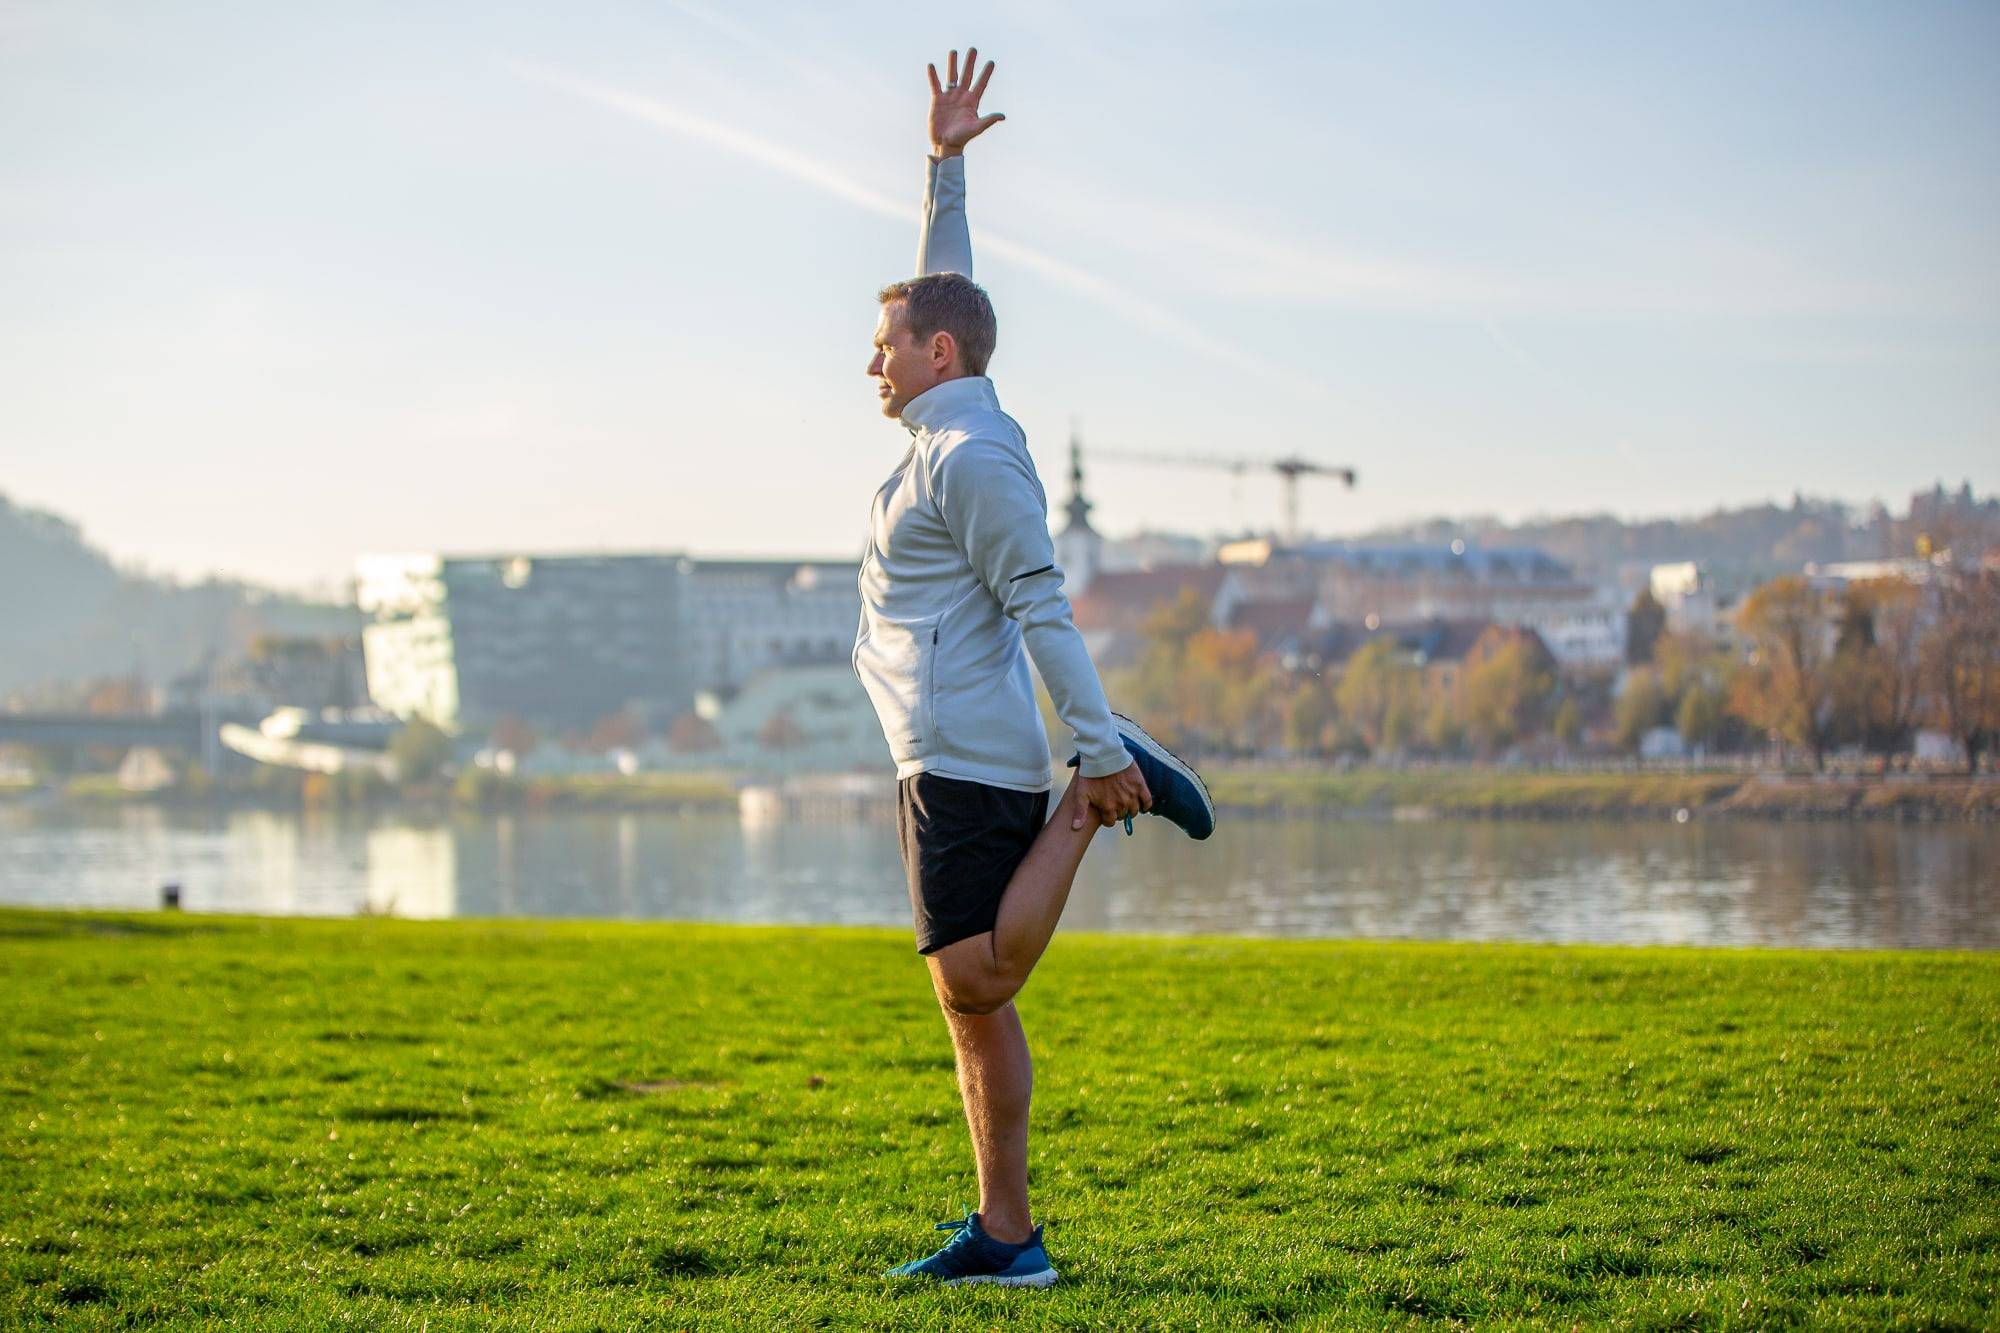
[929,330,958,373]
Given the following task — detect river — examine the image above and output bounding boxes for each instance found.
[0,804,1992,950]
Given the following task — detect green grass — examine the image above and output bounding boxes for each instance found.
[3,911,1996,1329]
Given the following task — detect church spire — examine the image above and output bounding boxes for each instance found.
[1055,421,1103,595]
[1061,422,1095,537]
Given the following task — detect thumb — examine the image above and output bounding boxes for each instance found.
[975,112,1006,132]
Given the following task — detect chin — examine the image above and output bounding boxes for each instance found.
[878,397,903,418]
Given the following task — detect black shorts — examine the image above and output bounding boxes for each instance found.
[897,772,1051,955]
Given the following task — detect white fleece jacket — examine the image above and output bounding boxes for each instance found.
[850,155,1128,791]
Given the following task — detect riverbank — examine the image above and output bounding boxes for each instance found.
[1206,768,2000,822]
[11,766,1997,822]
[4,910,1995,1327]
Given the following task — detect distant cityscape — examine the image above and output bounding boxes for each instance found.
[1,467,1995,792]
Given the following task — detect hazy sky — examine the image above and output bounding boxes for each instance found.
[4,1,1995,594]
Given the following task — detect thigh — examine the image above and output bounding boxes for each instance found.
[899,773,1050,956]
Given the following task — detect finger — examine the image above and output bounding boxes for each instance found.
[971,113,1006,136]
[964,48,978,88]
[928,63,942,97]
[970,58,995,102]
[1072,810,1086,831]
[947,49,959,87]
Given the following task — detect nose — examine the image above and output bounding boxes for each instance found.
[867,350,884,377]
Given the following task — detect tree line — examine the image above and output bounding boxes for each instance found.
[1106,560,2000,772]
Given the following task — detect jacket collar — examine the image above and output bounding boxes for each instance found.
[900,375,998,435]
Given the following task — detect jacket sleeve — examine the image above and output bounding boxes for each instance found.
[929,439,1130,779]
[917,155,973,278]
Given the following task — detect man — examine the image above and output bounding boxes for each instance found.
[854,48,1215,1288]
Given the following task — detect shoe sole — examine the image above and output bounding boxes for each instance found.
[941,1267,1059,1288]
[1110,711,1215,838]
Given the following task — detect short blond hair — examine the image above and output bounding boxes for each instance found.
[877,272,997,376]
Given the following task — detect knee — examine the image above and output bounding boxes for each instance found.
[935,966,1018,1016]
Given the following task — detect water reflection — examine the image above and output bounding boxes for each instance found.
[0,804,1993,950]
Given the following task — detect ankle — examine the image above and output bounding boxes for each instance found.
[977,1209,1033,1246]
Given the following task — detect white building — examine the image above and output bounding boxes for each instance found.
[1481,591,1629,669]
[1650,561,1749,641]
[357,551,858,733]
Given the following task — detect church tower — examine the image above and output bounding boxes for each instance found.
[1054,425,1103,596]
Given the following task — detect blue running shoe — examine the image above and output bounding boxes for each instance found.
[882,1213,1058,1288]
[1070,711,1216,840]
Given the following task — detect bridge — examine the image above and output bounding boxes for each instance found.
[0,711,252,752]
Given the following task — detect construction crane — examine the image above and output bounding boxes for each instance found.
[1087,446,1358,546]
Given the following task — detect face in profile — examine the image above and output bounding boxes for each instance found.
[868,300,943,419]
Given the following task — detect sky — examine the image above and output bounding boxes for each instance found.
[3,0,1996,595]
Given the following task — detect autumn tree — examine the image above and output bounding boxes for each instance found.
[1829,578,1926,766]
[1424,695,1464,755]
[757,710,806,753]
[1675,682,1726,751]
[1729,576,1837,769]
[1125,588,1212,748]
[668,713,721,753]
[1182,627,1268,754]
[1552,697,1583,748]
[1920,565,2000,773]
[1615,668,1665,753]
[587,709,643,753]
[1280,673,1335,756]
[1460,630,1558,755]
[1335,638,1419,754]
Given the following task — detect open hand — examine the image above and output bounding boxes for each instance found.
[1071,762,1152,832]
[928,47,1004,157]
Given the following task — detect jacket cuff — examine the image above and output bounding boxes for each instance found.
[1077,745,1132,779]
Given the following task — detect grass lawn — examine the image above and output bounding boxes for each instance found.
[3,911,1995,1329]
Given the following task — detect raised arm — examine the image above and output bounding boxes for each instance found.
[917,48,1004,278]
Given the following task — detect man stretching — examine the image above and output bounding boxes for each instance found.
[853,49,1214,1288]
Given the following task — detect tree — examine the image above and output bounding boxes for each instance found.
[757,710,806,753]
[1615,668,1665,753]
[1335,638,1418,754]
[1828,578,1925,767]
[1461,630,1558,755]
[388,719,454,786]
[1423,695,1464,755]
[1729,576,1837,769]
[1626,589,1666,665]
[1552,697,1583,748]
[1675,682,1725,751]
[1182,627,1267,754]
[668,713,722,753]
[1126,588,1212,749]
[1920,565,2000,774]
[587,710,643,753]
[1280,674,1335,756]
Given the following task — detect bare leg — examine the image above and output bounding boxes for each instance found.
[927,775,1100,1015]
[936,997,1034,1244]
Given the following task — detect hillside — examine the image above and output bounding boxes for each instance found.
[1350,483,1997,581]
[0,492,360,702]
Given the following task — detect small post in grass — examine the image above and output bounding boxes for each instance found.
[160,881,182,911]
